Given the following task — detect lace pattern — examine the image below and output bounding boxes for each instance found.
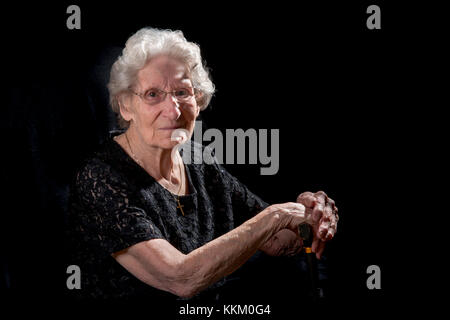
[66,137,268,299]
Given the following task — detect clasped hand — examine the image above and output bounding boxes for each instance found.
[261,191,339,259]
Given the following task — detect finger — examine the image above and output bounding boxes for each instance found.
[296,192,316,208]
[325,226,336,241]
[318,220,330,240]
[318,201,333,238]
[312,202,325,225]
[322,192,337,210]
[325,196,339,221]
[329,200,337,214]
[311,235,320,253]
[314,191,328,205]
[297,191,314,201]
[327,205,338,228]
[326,214,338,240]
[318,193,335,231]
[324,200,333,220]
[316,240,326,259]
[312,191,327,223]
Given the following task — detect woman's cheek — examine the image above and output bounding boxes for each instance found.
[182,104,199,121]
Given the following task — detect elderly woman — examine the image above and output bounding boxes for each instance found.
[67,27,338,300]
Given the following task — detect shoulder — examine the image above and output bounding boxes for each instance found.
[73,139,129,192]
[70,150,134,212]
[76,141,112,177]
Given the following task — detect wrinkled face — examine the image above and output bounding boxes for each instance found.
[120,55,200,149]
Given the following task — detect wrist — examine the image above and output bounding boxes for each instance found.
[258,205,285,235]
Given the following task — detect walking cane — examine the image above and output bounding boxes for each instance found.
[298,223,324,302]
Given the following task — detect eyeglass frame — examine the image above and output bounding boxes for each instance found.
[128,86,198,106]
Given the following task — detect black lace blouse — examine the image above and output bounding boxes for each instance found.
[66,135,268,299]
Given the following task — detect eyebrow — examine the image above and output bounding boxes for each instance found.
[143,85,194,92]
[150,79,192,87]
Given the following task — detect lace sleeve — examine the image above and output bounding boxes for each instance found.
[71,159,164,255]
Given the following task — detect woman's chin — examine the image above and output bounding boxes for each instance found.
[158,139,185,150]
[146,129,191,149]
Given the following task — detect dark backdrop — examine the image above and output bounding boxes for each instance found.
[2,0,438,317]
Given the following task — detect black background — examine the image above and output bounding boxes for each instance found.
[1,0,442,317]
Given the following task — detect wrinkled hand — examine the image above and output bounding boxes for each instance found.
[297,191,339,259]
[260,229,303,256]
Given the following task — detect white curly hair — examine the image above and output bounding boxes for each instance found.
[108,27,215,128]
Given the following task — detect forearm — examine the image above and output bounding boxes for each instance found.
[258,229,303,256]
[115,202,306,298]
[176,207,280,297]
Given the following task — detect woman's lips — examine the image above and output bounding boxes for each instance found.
[159,126,181,130]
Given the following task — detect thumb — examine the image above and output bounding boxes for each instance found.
[311,236,320,253]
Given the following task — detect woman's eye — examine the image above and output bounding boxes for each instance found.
[175,89,188,97]
[146,91,158,98]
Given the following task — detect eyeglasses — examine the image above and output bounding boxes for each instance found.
[129,87,196,106]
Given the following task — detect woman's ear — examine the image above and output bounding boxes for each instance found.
[195,92,204,116]
[195,103,201,117]
[118,94,134,122]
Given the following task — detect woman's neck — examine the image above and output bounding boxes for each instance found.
[121,127,180,183]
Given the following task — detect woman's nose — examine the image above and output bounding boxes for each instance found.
[161,94,182,120]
